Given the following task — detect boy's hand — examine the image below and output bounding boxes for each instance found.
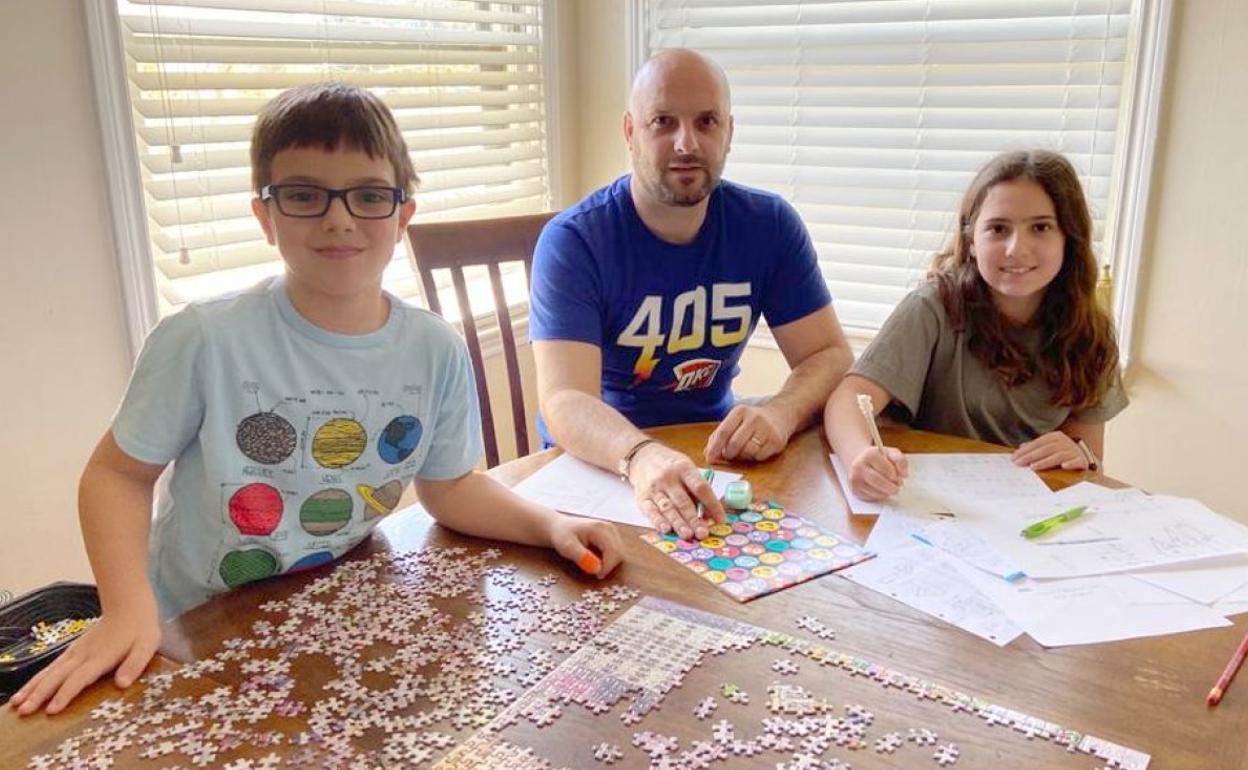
[848,445,909,502]
[10,605,161,716]
[547,516,623,579]
[1012,431,1089,471]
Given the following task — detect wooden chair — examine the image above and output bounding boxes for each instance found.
[407,212,556,467]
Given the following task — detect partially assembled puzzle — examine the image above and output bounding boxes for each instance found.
[23,545,1151,769]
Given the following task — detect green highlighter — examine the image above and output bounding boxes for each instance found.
[1020,506,1088,539]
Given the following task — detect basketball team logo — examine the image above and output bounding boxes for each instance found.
[666,358,722,392]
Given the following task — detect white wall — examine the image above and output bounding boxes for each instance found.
[0,2,132,595]
[1103,0,1248,520]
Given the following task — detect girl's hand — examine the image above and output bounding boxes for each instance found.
[1012,431,1090,471]
[548,516,624,579]
[10,605,161,716]
[847,445,909,502]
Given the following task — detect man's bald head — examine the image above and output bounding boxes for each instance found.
[629,48,732,116]
[624,49,734,209]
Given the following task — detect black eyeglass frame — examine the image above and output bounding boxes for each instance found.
[259,184,408,219]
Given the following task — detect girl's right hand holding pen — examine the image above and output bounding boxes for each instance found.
[848,445,909,502]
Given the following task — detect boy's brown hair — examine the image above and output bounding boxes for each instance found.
[250,82,418,195]
[929,149,1119,412]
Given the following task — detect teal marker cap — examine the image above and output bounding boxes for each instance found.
[723,479,752,510]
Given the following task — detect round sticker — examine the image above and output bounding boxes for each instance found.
[725,534,750,547]
[762,507,785,520]
[653,540,677,553]
[778,561,807,577]
[740,511,763,523]
[732,522,754,534]
[797,526,820,538]
[814,535,840,547]
[708,524,733,537]
[807,548,835,561]
[691,547,715,560]
[708,557,734,571]
[743,543,766,556]
[733,555,761,568]
[765,539,791,553]
[790,537,815,550]
[748,531,772,543]
[751,566,778,579]
[699,537,726,549]
[725,567,751,581]
[755,520,780,532]
[779,517,803,529]
[759,552,785,566]
[702,570,727,584]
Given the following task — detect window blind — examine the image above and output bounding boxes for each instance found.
[645,0,1133,333]
[118,0,550,313]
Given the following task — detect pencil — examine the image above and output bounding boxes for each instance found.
[1207,628,1248,706]
[856,394,886,455]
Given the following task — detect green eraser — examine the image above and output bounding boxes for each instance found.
[723,480,752,510]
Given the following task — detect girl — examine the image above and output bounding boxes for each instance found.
[824,150,1127,502]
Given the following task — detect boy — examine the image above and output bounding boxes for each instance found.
[12,82,622,716]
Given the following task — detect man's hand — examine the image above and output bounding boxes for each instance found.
[1012,431,1091,471]
[704,404,794,463]
[630,443,726,540]
[11,602,161,716]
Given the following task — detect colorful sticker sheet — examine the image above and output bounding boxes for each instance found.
[641,502,875,602]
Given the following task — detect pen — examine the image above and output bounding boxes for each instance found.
[697,468,715,517]
[1020,506,1088,539]
[1208,629,1248,707]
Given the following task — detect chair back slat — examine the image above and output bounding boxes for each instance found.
[488,262,529,457]
[407,211,556,467]
[447,264,499,468]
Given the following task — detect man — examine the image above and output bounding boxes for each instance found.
[529,49,853,541]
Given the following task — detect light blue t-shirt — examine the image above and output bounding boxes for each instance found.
[112,277,482,618]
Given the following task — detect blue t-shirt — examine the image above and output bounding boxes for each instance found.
[112,277,482,618]
[529,175,831,442]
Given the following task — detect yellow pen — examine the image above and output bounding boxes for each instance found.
[1020,506,1088,539]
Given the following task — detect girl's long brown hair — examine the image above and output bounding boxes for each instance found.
[930,150,1119,411]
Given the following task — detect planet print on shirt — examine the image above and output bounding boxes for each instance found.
[235,411,296,465]
[228,483,284,536]
[299,488,353,536]
[358,479,404,519]
[219,548,280,588]
[311,418,367,468]
[289,550,334,573]
[377,415,422,464]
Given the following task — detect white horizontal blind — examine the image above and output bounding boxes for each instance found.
[117,0,551,314]
[646,0,1133,333]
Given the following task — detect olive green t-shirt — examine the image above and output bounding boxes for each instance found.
[851,282,1128,447]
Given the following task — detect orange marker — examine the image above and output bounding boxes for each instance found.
[1207,628,1248,707]
[576,549,603,576]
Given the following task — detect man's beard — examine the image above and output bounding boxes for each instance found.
[640,156,722,207]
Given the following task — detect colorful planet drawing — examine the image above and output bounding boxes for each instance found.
[228,483,284,536]
[219,548,280,588]
[235,411,296,465]
[311,418,367,469]
[357,479,404,519]
[299,488,353,536]
[289,551,334,572]
[377,415,422,464]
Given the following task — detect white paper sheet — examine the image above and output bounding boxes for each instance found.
[840,542,1024,646]
[1132,554,1248,605]
[511,453,741,528]
[893,453,1054,515]
[920,518,1026,581]
[961,566,1232,647]
[828,454,883,515]
[957,491,1248,579]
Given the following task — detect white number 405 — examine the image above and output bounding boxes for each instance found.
[617,282,752,355]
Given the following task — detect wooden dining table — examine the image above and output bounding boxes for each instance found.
[3,423,1245,769]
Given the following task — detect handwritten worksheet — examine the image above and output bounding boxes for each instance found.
[511,453,741,528]
[957,491,1248,579]
[840,541,1024,646]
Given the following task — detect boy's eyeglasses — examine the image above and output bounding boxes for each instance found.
[260,184,407,219]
